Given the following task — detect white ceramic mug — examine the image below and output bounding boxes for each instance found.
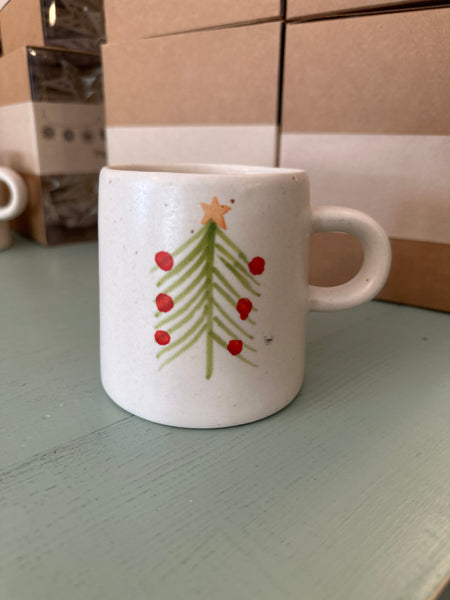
[0,167,28,251]
[99,164,391,428]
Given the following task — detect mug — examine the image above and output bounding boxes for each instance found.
[99,164,391,428]
[0,167,28,251]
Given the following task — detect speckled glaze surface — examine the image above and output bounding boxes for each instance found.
[99,164,391,428]
[0,167,27,251]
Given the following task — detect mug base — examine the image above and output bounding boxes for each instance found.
[102,382,302,429]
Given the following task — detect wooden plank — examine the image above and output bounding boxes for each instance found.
[1,250,449,600]
[0,236,126,469]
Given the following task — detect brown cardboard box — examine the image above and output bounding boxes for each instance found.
[0,0,105,55]
[0,46,105,175]
[280,8,450,311]
[287,0,441,20]
[0,12,5,54]
[309,234,450,312]
[104,0,283,42]
[0,46,105,243]
[103,21,282,167]
[12,172,98,245]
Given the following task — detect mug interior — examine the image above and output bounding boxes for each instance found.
[106,163,304,177]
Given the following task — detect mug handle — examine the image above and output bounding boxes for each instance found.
[0,167,28,220]
[309,205,391,311]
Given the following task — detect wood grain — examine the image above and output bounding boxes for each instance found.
[1,236,449,600]
[0,237,126,469]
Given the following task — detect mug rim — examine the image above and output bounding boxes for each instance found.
[103,163,306,178]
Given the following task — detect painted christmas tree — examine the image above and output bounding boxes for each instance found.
[152,197,265,379]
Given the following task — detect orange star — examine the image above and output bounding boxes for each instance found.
[200,197,231,230]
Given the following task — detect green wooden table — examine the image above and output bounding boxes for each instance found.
[1,235,449,600]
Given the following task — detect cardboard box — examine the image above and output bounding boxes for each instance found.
[0,12,4,53]
[104,0,283,42]
[0,46,105,175]
[287,0,440,20]
[309,234,450,312]
[280,8,450,311]
[103,22,282,167]
[0,0,105,54]
[11,172,98,245]
[0,46,105,244]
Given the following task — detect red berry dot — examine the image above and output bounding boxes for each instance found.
[155,251,174,271]
[155,330,171,345]
[236,297,252,320]
[156,293,174,313]
[248,256,265,275]
[227,339,243,356]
